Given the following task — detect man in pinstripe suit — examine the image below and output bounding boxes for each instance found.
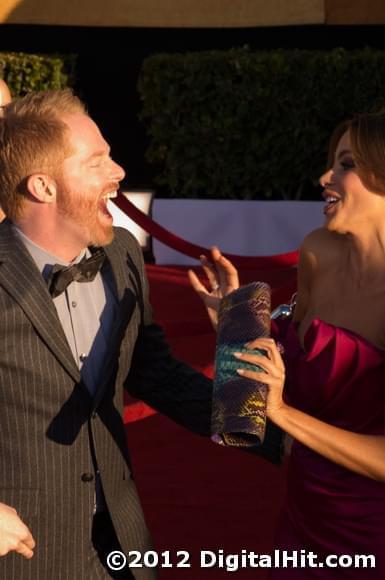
[0,90,212,579]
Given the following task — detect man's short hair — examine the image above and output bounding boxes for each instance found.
[0,89,86,220]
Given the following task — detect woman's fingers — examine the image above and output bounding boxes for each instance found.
[187,269,209,295]
[244,338,285,370]
[199,255,220,292]
[211,247,239,290]
[188,264,220,297]
[188,246,240,309]
[234,338,287,421]
[187,270,222,315]
[234,352,279,376]
[188,247,240,295]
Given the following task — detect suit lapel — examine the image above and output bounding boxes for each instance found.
[92,238,138,410]
[0,222,81,383]
[103,237,127,305]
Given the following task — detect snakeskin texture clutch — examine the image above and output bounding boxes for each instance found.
[212,282,283,463]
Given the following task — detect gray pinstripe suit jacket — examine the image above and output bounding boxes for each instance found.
[0,221,212,579]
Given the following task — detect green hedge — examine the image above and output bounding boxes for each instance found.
[0,51,75,96]
[139,47,385,200]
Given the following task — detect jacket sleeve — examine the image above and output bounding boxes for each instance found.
[121,229,213,436]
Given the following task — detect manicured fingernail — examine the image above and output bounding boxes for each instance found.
[236,369,245,375]
[233,352,242,358]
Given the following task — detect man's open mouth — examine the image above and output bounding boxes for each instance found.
[99,191,117,217]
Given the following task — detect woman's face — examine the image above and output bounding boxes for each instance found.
[320,130,385,233]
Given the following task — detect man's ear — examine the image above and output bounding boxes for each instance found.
[26,173,57,203]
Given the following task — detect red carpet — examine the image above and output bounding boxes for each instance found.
[124,264,295,578]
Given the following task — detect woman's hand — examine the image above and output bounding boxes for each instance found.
[188,247,239,331]
[234,338,287,421]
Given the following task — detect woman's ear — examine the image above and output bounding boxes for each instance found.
[26,173,57,204]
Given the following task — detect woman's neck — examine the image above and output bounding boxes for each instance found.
[341,226,385,282]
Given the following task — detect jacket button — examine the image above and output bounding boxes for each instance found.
[81,472,94,482]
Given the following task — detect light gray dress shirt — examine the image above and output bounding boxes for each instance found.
[14,227,117,395]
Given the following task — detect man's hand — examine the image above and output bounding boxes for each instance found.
[188,246,239,331]
[0,502,35,559]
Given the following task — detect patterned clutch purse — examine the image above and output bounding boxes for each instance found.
[212,282,283,463]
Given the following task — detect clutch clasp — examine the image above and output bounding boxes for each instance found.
[271,292,297,320]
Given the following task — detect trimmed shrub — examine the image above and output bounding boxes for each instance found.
[0,51,75,96]
[139,47,385,200]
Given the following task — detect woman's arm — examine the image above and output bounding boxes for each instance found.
[235,337,385,482]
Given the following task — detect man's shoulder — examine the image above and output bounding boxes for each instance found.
[108,226,143,267]
[0,219,20,253]
[111,226,141,253]
[0,218,13,236]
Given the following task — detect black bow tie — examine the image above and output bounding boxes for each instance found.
[47,248,106,298]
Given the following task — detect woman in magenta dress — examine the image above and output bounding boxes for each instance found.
[189,112,385,577]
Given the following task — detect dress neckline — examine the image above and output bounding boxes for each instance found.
[295,317,385,355]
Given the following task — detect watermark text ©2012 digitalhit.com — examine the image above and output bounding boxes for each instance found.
[106,548,376,572]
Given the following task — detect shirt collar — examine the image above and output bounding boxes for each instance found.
[12,224,88,279]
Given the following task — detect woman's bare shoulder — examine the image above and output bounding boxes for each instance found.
[301,227,341,250]
[293,228,342,322]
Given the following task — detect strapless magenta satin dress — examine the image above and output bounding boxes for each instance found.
[270,318,385,578]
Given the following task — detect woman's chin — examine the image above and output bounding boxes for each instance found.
[323,216,337,231]
[323,209,345,231]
